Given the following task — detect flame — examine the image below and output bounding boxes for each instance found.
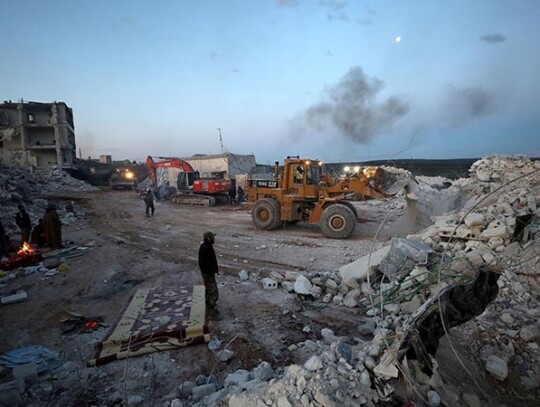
[17,241,36,256]
[84,321,99,329]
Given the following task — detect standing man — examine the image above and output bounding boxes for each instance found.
[43,204,62,250]
[144,189,155,217]
[236,186,245,204]
[228,184,237,205]
[198,231,220,319]
[15,204,32,245]
[0,220,8,258]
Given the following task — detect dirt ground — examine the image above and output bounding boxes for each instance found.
[1,189,394,406]
[2,188,535,406]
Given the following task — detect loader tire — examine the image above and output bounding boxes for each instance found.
[252,198,282,230]
[320,204,356,239]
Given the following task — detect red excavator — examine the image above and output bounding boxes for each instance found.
[146,156,231,206]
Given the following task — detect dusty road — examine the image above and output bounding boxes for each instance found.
[1,189,390,405]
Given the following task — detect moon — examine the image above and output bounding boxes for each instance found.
[395,36,402,43]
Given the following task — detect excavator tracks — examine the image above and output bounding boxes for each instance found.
[170,194,216,206]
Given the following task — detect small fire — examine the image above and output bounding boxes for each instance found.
[17,241,36,256]
[84,321,99,329]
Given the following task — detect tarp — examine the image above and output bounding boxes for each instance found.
[88,286,210,366]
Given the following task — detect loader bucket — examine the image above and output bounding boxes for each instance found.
[370,166,414,196]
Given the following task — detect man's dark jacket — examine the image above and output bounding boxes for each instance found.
[198,241,218,277]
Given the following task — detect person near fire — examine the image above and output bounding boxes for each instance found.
[198,231,221,319]
[144,188,155,217]
[15,204,32,245]
[31,218,46,248]
[44,204,62,249]
[0,219,9,258]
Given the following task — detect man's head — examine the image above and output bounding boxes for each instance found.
[17,204,25,212]
[203,231,215,244]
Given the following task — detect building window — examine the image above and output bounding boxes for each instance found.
[28,114,34,123]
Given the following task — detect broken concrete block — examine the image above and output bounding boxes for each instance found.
[293,275,312,295]
[482,226,510,239]
[1,291,28,305]
[224,369,251,387]
[253,361,274,381]
[485,355,508,381]
[332,294,343,305]
[238,270,249,281]
[482,251,496,264]
[464,213,485,227]
[401,296,422,314]
[322,293,332,303]
[304,355,323,371]
[519,325,540,342]
[339,245,390,284]
[281,282,294,293]
[216,349,234,362]
[325,279,338,290]
[438,225,480,240]
[261,278,277,289]
[487,237,504,250]
[269,271,285,283]
[343,297,357,308]
[191,383,216,401]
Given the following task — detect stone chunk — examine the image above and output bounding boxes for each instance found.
[191,383,216,400]
[253,361,274,381]
[485,355,508,381]
[304,355,323,371]
[224,369,251,387]
[519,325,540,342]
[294,275,312,295]
[1,291,28,304]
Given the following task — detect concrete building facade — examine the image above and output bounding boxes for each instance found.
[175,153,256,188]
[0,101,77,169]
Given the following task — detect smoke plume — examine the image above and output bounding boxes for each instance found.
[303,67,409,143]
[443,85,498,127]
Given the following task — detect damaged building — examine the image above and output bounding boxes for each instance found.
[0,101,77,169]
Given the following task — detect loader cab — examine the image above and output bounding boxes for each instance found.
[285,159,321,201]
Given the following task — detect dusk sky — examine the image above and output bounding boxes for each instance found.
[1,0,539,164]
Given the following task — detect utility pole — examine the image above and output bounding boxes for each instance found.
[217,128,224,155]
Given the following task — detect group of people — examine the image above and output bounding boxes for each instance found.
[16,204,63,250]
[228,185,245,205]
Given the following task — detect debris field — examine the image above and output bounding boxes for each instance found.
[1,155,540,407]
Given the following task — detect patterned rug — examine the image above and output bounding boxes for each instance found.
[88,286,210,366]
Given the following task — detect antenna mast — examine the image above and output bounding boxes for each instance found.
[217,128,224,155]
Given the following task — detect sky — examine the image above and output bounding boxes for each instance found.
[1,0,539,164]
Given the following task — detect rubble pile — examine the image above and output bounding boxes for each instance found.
[158,155,540,406]
[0,165,95,240]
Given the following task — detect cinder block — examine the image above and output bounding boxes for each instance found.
[261,278,278,290]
